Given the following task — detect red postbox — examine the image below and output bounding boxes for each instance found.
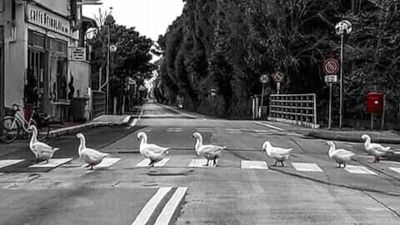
[366,92,384,113]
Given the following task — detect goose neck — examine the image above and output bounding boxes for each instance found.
[30,128,38,144]
[328,143,335,157]
[79,136,86,152]
[195,136,202,151]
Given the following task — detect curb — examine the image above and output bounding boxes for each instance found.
[48,120,129,138]
[308,131,400,144]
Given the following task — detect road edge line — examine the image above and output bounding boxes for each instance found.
[253,121,285,131]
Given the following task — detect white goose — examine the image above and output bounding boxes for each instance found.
[327,141,355,168]
[76,133,109,170]
[262,141,293,167]
[28,125,59,163]
[361,134,391,163]
[137,132,170,167]
[192,132,226,167]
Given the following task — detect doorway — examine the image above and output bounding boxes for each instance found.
[26,48,48,113]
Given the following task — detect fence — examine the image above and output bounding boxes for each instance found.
[92,90,106,119]
[268,93,319,128]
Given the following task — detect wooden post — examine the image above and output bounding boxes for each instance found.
[381,94,385,130]
[371,113,374,130]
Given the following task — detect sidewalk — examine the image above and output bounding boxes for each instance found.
[47,114,132,138]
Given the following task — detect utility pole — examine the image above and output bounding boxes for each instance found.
[106,25,110,114]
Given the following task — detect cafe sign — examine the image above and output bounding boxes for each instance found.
[26,4,71,36]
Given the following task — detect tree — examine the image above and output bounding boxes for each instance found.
[88,14,156,113]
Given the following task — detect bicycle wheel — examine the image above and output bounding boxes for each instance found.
[31,119,49,141]
[0,117,20,143]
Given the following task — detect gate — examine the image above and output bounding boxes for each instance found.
[269,94,319,128]
[92,90,106,119]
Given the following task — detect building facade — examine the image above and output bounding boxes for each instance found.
[0,0,92,121]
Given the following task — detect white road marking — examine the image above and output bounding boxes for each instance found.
[225,129,242,134]
[92,158,121,169]
[136,158,170,167]
[154,187,188,225]
[29,158,73,168]
[344,165,376,175]
[254,121,285,131]
[196,128,213,132]
[129,118,138,127]
[0,159,25,169]
[254,130,270,133]
[166,128,183,132]
[291,163,323,172]
[389,167,400,174]
[241,161,268,169]
[188,159,210,167]
[131,187,172,225]
[122,116,131,123]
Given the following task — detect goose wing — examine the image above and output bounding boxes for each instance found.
[81,148,108,163]
[141,143,169,154]
[31,142,58,153]
[368,143,390,152]
[198,145,225,156]
[333,149,355,157]
[270,147,293,155]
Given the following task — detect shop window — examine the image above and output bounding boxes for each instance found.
[56,58,68,101]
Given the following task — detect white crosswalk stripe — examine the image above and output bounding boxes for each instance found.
[241,160,268,169]
[188,159,210,167]
[196,128,213,132]
[344,165,376,175]
[225,129,242,134]
[389,167,400,174]
[90,158,121,169]
[0,159,25,169]
[29,158,73,168]
[291,162,324,172]
[136,158,170,167]
[166,128,183,132]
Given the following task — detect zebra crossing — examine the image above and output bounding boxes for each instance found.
[0,157,399,177]
[162,127,276,134]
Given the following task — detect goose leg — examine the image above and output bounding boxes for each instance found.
[273,160,277,167]
[280,161,284,167]
[204,160,209,167]
[90,165,94,170]
[343,162,346,168]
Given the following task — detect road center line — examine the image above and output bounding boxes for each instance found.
[254,121,285,131]
[154,187,188,225]
[131,187,172,225]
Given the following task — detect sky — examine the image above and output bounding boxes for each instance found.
[82,0,185,41]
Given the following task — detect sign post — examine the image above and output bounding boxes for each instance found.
[335,20,352,128]
[259,74,269,119]
[323,56,339,129]
[272,72,284,94]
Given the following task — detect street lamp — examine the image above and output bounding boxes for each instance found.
[335,20,352,128]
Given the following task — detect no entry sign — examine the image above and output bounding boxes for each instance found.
[323,57,339,75]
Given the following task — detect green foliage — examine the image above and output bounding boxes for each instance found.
[88,14,156,98]
[159,0,400,122]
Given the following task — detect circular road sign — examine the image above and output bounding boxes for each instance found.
[335,20,352,35]
[323,58,340,75]
[110,44,117,53]
[260,74,269,84]
[272,72,284,83]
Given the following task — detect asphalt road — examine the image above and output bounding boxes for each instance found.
[0,102,400,225]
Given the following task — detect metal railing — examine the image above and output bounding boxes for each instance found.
[92,90,106,119]
[268,93,319,128]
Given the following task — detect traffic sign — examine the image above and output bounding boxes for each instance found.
[323,57,340,75]
[272,72,284,83]
[260,74,269,84]
[324,75,338,83]
[335,20,352,35]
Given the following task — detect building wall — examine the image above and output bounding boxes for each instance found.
[34,0,70,15]
[0,0,90,121]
